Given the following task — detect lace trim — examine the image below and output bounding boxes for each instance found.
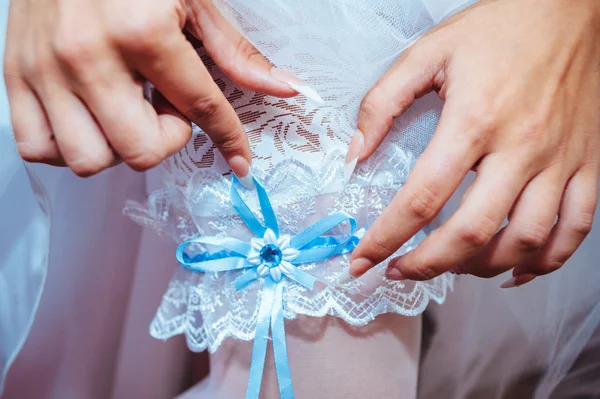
[124,147,452,353]
[149,268,452,353]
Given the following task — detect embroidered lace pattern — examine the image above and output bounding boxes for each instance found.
[124,0,456,352]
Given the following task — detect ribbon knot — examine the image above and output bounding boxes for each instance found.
[176,175,361,399]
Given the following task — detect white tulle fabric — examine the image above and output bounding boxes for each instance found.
[124,0,469,353]
[125,144,453,352]
[2,0,600,397]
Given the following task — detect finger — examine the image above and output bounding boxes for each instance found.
[348,103,483,277]
[4,0,63,165]
[513,167,598,278]
[6,77,65,166]
[151,89,193,147]
[37,84,117,176]
[460,167,564,278]
[387,153,530,281]
[83,75,189,173]
[187,0,298,98]
[126,28,253,183]
[352,37,449,166]
[51,9,190,173]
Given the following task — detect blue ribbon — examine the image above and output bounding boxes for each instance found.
[176,175,361,399]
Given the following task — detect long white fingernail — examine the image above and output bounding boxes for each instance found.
[230,155,254,189]
[500,277,518,289]
[344,129,364,183]
[500,274,537,289]
[337,269,355,284]
[271,67,324,104]
[349,258,373,279]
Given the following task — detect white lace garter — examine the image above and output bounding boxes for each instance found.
[125,144,452,353]
[123,0,458,353]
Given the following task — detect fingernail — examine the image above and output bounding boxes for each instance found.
[385,267,406,281]
[270,67,324,104]
[344,129,364,184]
[229,155,254,189]
[500,274,537,289]
[349,258,374,278]
[337,269,356,284]
[499,277,519,289]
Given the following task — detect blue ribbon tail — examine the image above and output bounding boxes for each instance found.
[271,282,294,398]
[178,175,364,399]
[245,278,277,399]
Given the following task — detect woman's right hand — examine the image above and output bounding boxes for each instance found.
[4,0,299,182]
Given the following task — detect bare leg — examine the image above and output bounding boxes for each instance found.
[178,313,421,399]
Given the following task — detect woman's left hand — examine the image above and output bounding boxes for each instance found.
[347,0,600,287]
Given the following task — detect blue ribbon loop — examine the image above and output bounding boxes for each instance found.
[176,175,361,399]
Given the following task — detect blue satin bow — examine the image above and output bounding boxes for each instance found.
[176,175,361,399]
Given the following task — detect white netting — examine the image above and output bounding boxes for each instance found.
[126,148,453,352]
[124,0,465,351]
[163,0,450,180]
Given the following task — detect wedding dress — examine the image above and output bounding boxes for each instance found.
[2,0,600,398]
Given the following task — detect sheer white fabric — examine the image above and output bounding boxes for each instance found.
[2,0,600,397]
[126,149,451,351]
[419,174,600,399]
[0,2,50,392]
[0,129,51,395]
[124,0,466,353]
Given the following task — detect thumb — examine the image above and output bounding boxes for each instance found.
[345,37,450,180]
[187,0,299,98]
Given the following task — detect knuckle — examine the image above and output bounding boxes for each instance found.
[512,222,550,251]
[534,260,564,276]
[16,140,55,163]
[359,95,378,119]
[367,235,398,260]
[210,129,244,154]
[3,57,21,80]
[21,56,51,81]
[124,147,164,171]
[543,261,564,274]
[568,212,594,238]
[406,187,442,221]
[69,152,114,177]
[464,103,499,134]
[162,125,193,156]
[359,86,397,125]
[52,32,101,69]
[188,95,223,120]
[109,14,169,51]
[456,215,497,247]
[518,117,554,162]
[235,37,262,63]
[404,264,439,281]
[458,123,487,151]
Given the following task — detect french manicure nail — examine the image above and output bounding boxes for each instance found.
[270,67,324,104]
[500,274,537,289]
[349,258,374,279]
[344,129,364,184]
[500,277,519,289]
[337,269,356,284]
[229,155,254,189]
[386,267,406,281]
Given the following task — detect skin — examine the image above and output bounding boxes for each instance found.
[6,0,598,285]
[4,0,296,177]
[350,0,600,285]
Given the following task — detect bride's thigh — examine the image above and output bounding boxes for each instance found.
[178,313,422,399]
